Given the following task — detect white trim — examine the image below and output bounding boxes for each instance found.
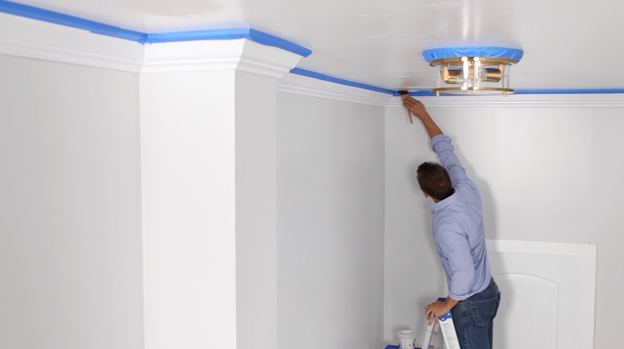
[0,35,143,72]
[0,14,303,78]
[2,13,624,104]
[276,84,392,107]
[0,13,144,73]
[141,40,302,78]
[277,73,392,107]
[387,94,624,108]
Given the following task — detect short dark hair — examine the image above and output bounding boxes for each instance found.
[417,162,453,200]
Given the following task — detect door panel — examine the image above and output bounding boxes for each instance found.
[487,240,596,349]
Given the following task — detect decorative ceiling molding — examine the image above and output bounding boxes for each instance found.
[0,12,144,72]
[277,73,392,107]
[0,14,303,78]
[141,39,303,78]
[0,35,143,72]
[1,2,624,99]
[0,0,312,57]
[289,68,396,95]
[145,29,311,57]
[387,94,624,108]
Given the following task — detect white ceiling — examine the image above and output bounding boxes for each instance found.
[11,0,624,91]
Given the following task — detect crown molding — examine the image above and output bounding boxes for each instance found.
[0,0,313,57]
[277,73,392,107]
[0,13,144,72]
[141,39,303,78]
[0,14,303,78]
[386,94,624,108]
[0,35,143,72]
[2,8,623,101]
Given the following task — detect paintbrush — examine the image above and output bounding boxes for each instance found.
[398,90,413,124]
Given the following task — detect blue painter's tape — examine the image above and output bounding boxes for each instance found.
[146,28,312,57]
[0,1,311,56]
[290,68,397,95]
[2,0,624,95]
[409,91,438,96]
[422,47,524,62]
[146,28,251,44]
[0,0,147,43]
[249,29,312,57]
[392,91,438,97]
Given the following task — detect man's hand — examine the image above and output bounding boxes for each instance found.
[402,96,430,120]
[424,298,458,325]
[401,96,443,138]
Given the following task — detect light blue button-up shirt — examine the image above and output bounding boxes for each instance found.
[429,134,491,301]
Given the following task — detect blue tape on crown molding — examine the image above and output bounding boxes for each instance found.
[2,0,623,95]
[0,0,311,56]
[249,29,311,57]
[422,47,524,62]
[392,90,439,97]
[290,68,397,95]
[0,0,147,43]
[146,28,312,57]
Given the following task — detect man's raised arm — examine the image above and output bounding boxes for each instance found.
[402,96,476,191]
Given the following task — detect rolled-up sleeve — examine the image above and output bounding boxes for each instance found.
[430,135,476,191]
[436,229,474,301]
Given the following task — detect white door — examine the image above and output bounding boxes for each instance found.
[487,240,596,349]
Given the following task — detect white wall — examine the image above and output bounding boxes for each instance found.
[277,93,386,349]
[384,105,445,346]
[383,95,624,349]
[141,68,283,349]
[0,55,143,349]
[140,69,238,349]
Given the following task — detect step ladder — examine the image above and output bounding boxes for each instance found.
[422,300,460,349]
[384,298,461,349]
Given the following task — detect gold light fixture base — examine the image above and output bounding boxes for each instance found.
[429,56,518,97]
[431,87,515,95]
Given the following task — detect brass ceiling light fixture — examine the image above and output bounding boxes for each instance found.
[423,47,524,96]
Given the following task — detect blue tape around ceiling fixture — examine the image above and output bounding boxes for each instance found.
[290,68,397,95]
[0,0,147,43]
[146,28,312,57]
[422,47,524,62]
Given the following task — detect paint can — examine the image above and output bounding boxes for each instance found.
[397,330,415,349]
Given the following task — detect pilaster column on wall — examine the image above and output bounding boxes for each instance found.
[139,39,303,349]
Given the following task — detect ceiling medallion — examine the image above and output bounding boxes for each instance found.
[423,47,524,96]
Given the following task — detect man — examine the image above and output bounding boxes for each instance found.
[402,96,501,349]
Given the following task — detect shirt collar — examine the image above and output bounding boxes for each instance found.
[429,191,458,214]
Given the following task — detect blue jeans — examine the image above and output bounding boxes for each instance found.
[451,278,501,349]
